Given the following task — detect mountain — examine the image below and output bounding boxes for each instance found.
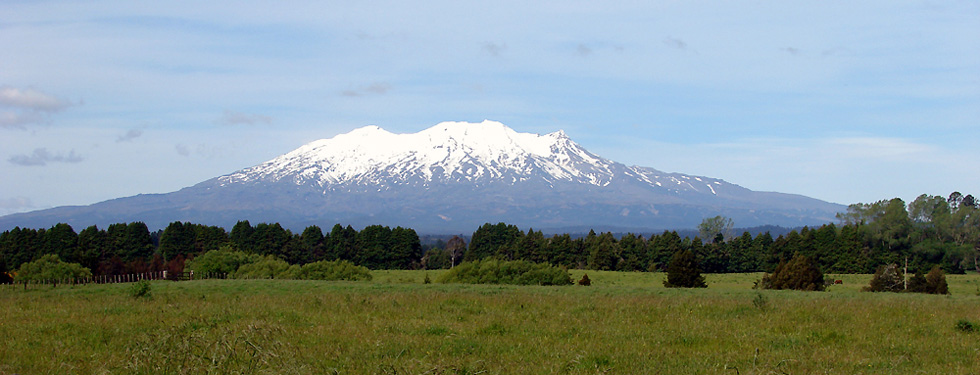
[0,120,844,233]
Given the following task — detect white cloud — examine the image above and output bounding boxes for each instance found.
[0,86,74,128]
[0,86,71,112]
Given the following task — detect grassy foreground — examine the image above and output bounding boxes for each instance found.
[1,271,979,374]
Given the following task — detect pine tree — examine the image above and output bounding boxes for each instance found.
[663,250,706,288]
[925,265,949,294]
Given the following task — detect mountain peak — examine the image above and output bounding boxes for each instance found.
[221,120,607,188]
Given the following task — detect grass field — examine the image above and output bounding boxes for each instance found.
[2,271,979,374]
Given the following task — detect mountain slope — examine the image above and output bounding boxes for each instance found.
[0,120,844,233]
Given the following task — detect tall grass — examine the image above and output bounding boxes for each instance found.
[1,272,978,374]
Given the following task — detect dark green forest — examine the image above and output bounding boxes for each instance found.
[1,193,977,279]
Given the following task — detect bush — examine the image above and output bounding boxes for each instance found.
[129,279,152,299]
[185,246,260,275]
[294,260,372,281]
[759,253,825,291]
[437,259,572,286]
[232,256,293,279]
[663,250,706,288]
[15,254,92,287]
[955,319,976,333]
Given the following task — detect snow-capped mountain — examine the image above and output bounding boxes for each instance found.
[219,121,619,189]
[0,120,844,233]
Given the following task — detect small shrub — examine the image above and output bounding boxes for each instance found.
[129,280,152,299]
[423,273,432,284]
[955,319,976,333]
[578,274,591,286]
[437,259,572,286]
[752,292,769,311]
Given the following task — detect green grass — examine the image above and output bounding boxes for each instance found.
[2,271,979,374]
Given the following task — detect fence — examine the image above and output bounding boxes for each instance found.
[6,270,230,289]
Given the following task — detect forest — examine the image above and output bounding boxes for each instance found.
[0,192,977,280]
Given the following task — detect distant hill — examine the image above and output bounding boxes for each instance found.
[0,120,843,233]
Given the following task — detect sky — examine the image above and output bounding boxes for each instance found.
[1,1,978,217]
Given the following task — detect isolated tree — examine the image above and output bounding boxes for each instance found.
[925,265,949,294]
[758,253,825,291]
[663,249,706,288]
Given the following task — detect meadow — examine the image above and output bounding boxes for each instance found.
[1,271,979,374]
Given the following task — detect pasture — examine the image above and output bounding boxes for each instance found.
[1,271,979,374]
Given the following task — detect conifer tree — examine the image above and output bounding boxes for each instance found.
[925,265,949,294]
[663,249,706,288]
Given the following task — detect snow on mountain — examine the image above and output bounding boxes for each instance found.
[218,120,723,195]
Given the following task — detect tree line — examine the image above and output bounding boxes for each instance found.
[1,192,977,281]
[0,220,421,281]
[424,192,979,275]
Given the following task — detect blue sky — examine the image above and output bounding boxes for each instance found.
[1,1,978,217]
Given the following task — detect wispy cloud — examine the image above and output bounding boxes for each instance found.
[116,128,144,142]
[780,47,801,56]
[576,44,593,57]
[0,86,74,129]
[216,110,272,126]
[663,37,687,50]
[482,42,506,57]
[175,144,190,156]
[8,148,83,166]
[341,82,392,97]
